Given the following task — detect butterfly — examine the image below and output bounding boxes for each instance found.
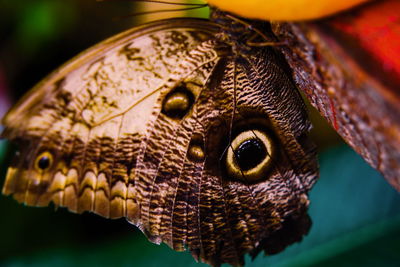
[0,5,318,266]
[2,0,400,266]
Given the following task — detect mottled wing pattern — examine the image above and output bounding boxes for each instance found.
[2,16,318,266]
[2,19,217,215]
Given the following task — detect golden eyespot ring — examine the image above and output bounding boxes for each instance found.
[34,151,53,172]
[226,129,274,182]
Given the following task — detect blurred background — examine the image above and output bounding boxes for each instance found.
[0,0,399,266]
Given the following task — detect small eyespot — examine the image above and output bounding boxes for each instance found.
[187,134,205,162]
[162,85,194,119]
[188,144,205,162]
[164,92,190,112]
[35,151,53,171]
[225,129,274,182]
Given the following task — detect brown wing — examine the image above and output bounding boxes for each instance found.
[272,0,400,191]
[2,17,318,266]
[2,18,218,211]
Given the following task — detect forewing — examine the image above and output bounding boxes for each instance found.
[1,18,218,214]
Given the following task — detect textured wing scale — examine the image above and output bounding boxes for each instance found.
[2,19,218,219]
[2,17,318,266]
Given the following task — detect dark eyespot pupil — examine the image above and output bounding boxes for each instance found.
[38,156,51,170]
[235,138,266,171]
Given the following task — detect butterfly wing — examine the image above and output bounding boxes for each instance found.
[2,17,318,266]
[2,18,218,211]
[272,0,400,191]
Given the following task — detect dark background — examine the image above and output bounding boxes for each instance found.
[0,1,399,266]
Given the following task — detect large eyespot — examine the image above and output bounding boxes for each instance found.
[226,129,274,182]
[162,85,194,119]
[34,151,53,172]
